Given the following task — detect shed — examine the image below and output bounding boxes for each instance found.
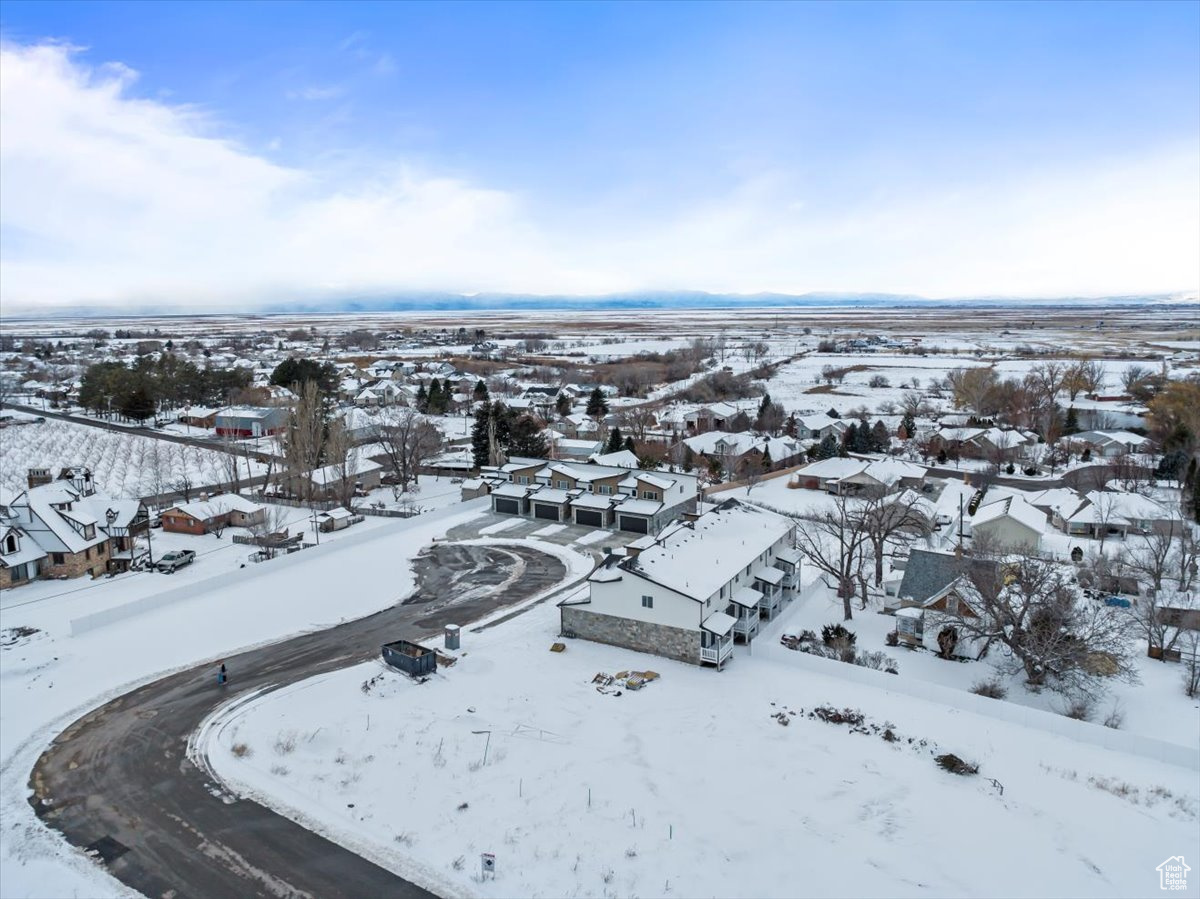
[381,640,437,677]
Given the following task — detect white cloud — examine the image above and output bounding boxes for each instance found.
[1,41,1196,309]
[286,85,344,101]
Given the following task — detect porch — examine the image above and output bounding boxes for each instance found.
[755,567,785,619]
[700,611,736,668]
[729,587,762,642]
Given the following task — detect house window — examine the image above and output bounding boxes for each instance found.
[557,480,569,489]
[745,564,751,576]
[52,553,64,565]
[641,595,653,609]
[598,485,613,495]
[641,491,658,501]
[84,524,95,539]
[946,595,959,615]
[3,534,16,554]
[84,547,91,560]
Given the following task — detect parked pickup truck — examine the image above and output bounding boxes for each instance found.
[157,550,196,573]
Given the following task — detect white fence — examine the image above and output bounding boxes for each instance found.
[68,498,489,636]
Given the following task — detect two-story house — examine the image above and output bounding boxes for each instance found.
[559,500,799,667]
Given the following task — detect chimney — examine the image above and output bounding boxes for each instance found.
[27,468,52,489]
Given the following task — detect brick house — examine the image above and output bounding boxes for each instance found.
[3,471,115,582]
[161,494,267,535]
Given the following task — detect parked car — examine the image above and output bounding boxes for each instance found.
[157,550,196,573]
[149,512,163,528]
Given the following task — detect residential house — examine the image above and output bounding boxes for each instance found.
[793,414,849,441]
[684,402,741,433]
[490,458,698,533]
[176,406,219,429]
[214,406,288,438]
[559,500,798,667]
[1054,490,1183,540]
[680,431,804,477]
[969,495,1046,551]
[892,549,998,651]
[1068,430,1154,459]
[790,457,926,495]
[305,457,384,501]
[161,494,266,535]
[0,514,46,588]
[3,473,114,581]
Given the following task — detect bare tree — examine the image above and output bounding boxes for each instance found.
[323,416,357,510]
[860,488,933,587]
[283,381,324,503]
[620,405,658,445]
[377,406,442,491]
[1181,631,1200,697]
[945,548,1138,698]
[790,494,871,620]
[246,504,291,560]
[1120,528,1177,595]
[1132,587,1197,661]
[1090,491,1122,549]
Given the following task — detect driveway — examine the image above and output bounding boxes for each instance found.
[29,541,576,899]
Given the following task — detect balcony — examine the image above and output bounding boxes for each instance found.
[733,612,758,640]
[700,639,733,666]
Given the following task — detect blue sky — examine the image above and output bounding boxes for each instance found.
[1,1,1197,307]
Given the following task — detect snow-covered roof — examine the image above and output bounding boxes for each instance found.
[628,500,794,601]
[168,493,263,521]
[317,507,355,520]
[587,450,640,469]
[310,457,383,486]
[701,611,737,636]
[531,488,574,505]
[0,527,47,567]
[8,483,108,554]
[492,482,534,498]
[730,586,762,608]
[571,493,617,510]
[756,567,785,585]
[613,498,662,516]
[972,496,1046,535]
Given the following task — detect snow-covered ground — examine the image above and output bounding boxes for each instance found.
[198,596,1199,899]
[0,501,494,899]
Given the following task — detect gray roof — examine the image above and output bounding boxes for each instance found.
[896,549,996,605]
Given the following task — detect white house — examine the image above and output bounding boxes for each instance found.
[559,500,799,668]
[969,495,1046,550]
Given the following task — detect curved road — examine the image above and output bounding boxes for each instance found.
[29,542,573,899]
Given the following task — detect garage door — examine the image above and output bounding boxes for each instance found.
[575,508,603,527]
[494,498,520,514]
[618,515,649,533]
[534,503,559,521]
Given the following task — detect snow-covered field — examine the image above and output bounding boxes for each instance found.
[0,418,265,498]
[0,501,492,899]
[198,596,1199,899]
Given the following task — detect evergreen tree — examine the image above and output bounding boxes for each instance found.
[120,386,156,422]
[416,383,428,413]
[1064,406,1080,435]
[427,379,444,415]
[761,442,773,470]
[470,402,491,469]
[586,387,609,419]
[842,423,859,453]
[814,433,838,460]
[555,392,573,418]
[870,420,890,452]
[624,435,636,453]
[509,415,549,458]
[606,426,624,453]
[473,380,489,403]
[900,412,916,440]
[682,445,696,472]
[784,413,798,438]
[827,407,840,419]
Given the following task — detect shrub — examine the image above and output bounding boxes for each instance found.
[1005,462,1015,474]
[231,742,252,758]
[970,678,1008,699]
[855,651,900,675]
[936,753,979,776]
[1102,703,1125,730]
[1065,698,1093,721]
[813,705,865,726]
[936,626,959,659]
[885,630,899,647]
[821,623,857,647]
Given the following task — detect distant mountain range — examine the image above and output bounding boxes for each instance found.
[2,290,1196,320]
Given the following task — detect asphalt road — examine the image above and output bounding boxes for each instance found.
[29,542,574,899]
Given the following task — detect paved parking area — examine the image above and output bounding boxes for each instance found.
[447,512,643,555]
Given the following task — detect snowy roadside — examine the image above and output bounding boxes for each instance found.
[0,500,490,899]
[196,598,1200,899]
